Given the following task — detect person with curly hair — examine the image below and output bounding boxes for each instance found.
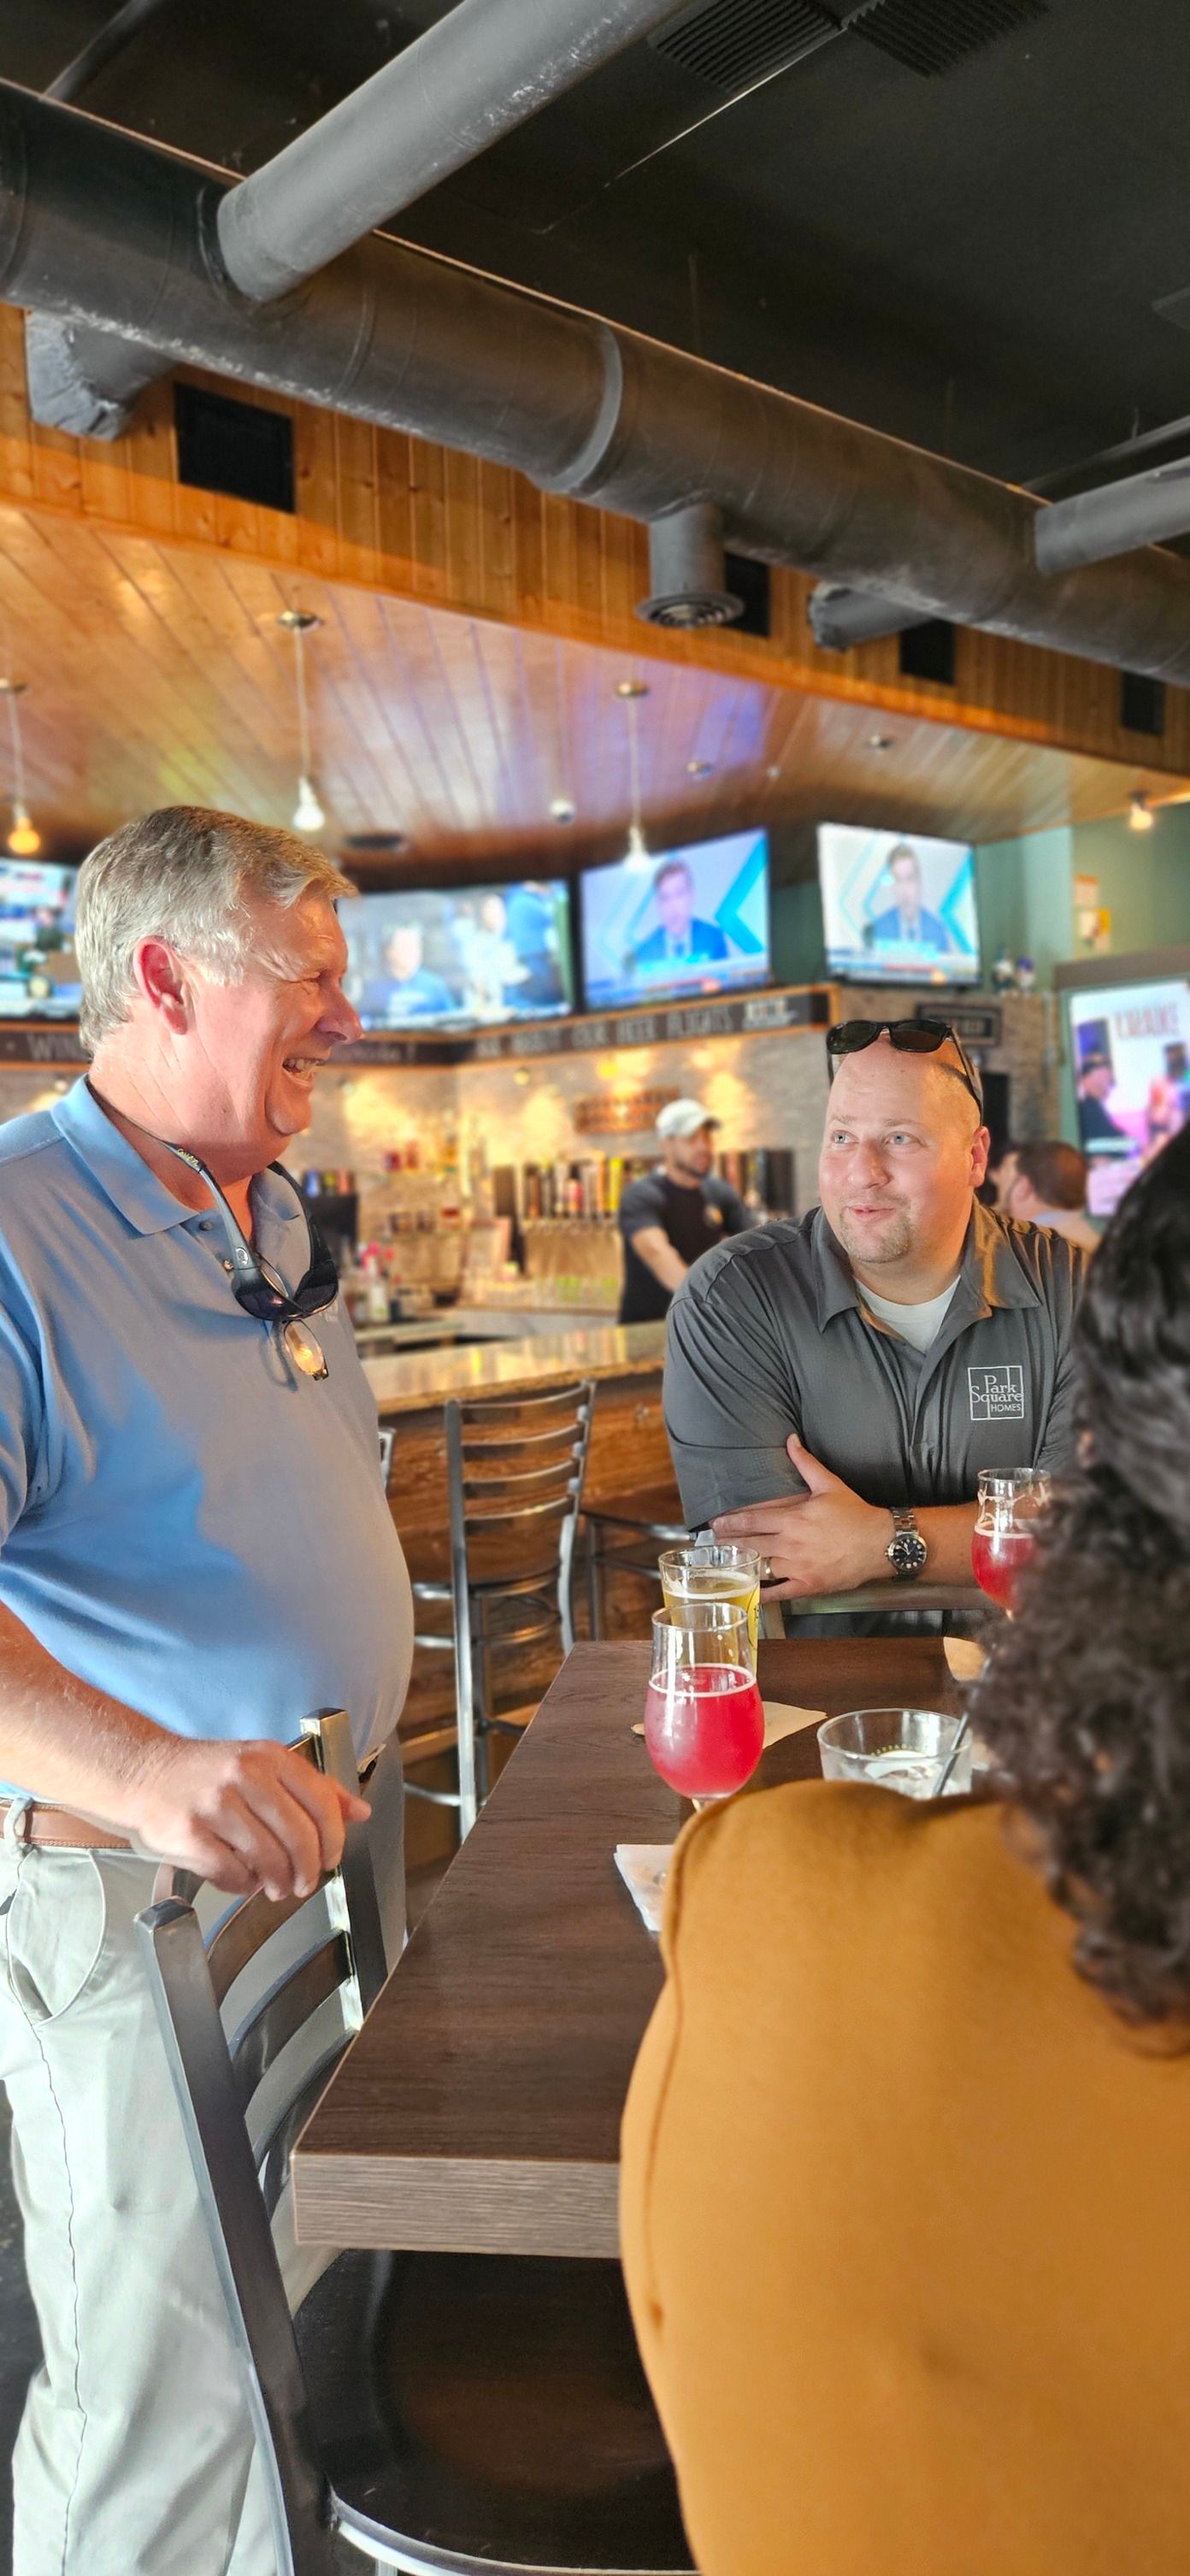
[621,1121,1190,2576]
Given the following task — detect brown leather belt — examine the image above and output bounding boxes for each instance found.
[0,1801,132,1853]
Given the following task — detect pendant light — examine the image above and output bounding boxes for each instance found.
[0,681,40,857]
[616,678,651,871]
[277,609,326,834]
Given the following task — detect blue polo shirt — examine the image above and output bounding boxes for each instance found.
[0,1080,412,1796]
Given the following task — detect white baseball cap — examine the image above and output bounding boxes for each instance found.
[657,1098,720,1141]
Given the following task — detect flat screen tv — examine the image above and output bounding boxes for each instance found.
[580,828,769,1011]
[1064,971,1190,1218]
[341,881,574,1029]
[0,859,81,1018]
[818,822,981,985]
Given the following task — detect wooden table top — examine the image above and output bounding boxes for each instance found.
[292,1634,963,2259]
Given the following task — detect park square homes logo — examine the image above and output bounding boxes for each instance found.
[968,1364,1025,1423]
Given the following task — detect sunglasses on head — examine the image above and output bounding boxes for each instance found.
[826,1017,985,1115]
[167,1144,339,1381]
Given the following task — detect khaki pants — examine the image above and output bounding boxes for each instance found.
[0,1833,286,2576]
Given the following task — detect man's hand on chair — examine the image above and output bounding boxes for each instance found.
[118,1737,371,1901]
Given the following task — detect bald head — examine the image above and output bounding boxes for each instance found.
[819,1033,989,1293]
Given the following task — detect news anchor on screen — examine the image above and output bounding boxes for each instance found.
[867,841,951,955]
[629,858,729,978]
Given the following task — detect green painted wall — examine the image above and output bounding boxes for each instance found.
[975,828,1074,986]
[1067,805,1190,956]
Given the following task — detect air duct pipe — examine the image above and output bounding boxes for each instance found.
[7,85,1190,686]
[218,0,692,304]
[1034,455,1190,576]
[29,0,692,436]
[636,500,743,629]
[808,581,929,651]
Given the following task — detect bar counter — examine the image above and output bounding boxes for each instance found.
[368,1317,673,1756]
[362,1319,665,1418]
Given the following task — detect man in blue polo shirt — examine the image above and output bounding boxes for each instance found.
[0,807,413,2575]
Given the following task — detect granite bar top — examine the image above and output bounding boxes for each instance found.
[363,1320,667,1418]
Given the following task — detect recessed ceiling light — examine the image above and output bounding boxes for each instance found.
[867,733,895,752]
[550,796,577,822]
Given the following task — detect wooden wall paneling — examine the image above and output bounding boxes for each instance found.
[407,435,449,604]
[0,303,1187,782]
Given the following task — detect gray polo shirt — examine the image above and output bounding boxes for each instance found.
[663,1200,1083,1526]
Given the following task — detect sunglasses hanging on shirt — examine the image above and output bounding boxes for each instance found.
[165,1144,339,1381]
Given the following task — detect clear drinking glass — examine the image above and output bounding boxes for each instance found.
[644,1604,765,1807]
[658,1541,762,1664]
[817,1707,972,1799]
[971,1467,1051,1615]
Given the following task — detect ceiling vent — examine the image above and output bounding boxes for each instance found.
[854,0,1047,78]
[649,0,847,93]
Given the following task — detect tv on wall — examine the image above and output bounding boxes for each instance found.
[342,881,574,1029]
[580,828,770,1011]
[818,822,981,985]
[0,860,81,1018]
[1063,970,1190,1219]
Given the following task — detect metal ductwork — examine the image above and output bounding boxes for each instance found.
[217,0,693,305]
[636,500,743,628]
[1034,455,1190,577]
[808,581,929,651]
[7,84,1190,686]
[27,0,692,439]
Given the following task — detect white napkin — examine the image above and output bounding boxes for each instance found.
[615,1844,673,1935]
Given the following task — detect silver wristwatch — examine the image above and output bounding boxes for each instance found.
[887,1507,928,1581]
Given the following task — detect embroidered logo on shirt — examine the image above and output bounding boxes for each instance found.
[968,1364,1025,1423]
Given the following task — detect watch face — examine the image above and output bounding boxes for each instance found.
[888,1530,928,1578]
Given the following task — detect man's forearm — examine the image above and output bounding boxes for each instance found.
[0,1600,169,1826]
[908,1503,978,1585]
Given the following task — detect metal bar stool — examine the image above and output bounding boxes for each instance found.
[582,1488,691,1639]
[409,1380,595,1837]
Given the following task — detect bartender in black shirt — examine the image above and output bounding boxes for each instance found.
[617,1098,751,1323]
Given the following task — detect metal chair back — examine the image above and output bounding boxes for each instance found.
[447,1379,593,1832]
[149,1711,391,2208]
[137,1887,339,2576]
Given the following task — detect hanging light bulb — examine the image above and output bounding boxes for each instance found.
[0,681,40,857]
[616,679,651,870]
[277,609,325,834]
[292,774,326,834]
[8,805,41,858]
[1128,792,1155,833]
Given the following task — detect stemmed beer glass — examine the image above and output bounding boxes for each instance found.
[643,1602,764,1807]
[971,1467,1051,1614]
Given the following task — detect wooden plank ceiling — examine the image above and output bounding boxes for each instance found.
[0,501,1183,875]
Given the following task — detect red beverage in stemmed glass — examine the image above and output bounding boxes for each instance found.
[644,1602,764,1806]
[970,1527,1036,1614]
[972,1468,1050,1616]
[645,1663,766,1801]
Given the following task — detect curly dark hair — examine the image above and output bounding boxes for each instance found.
[972,1121,1190,2025]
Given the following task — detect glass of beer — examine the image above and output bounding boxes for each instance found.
[659,1541,762,1665]
[971,1468,1051,1615]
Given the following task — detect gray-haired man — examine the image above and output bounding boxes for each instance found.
[0,808,412,2573]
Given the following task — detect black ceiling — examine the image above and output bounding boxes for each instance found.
[4,0,1190,489]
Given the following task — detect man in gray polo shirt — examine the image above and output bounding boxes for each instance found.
[664,1022,1082,1595]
